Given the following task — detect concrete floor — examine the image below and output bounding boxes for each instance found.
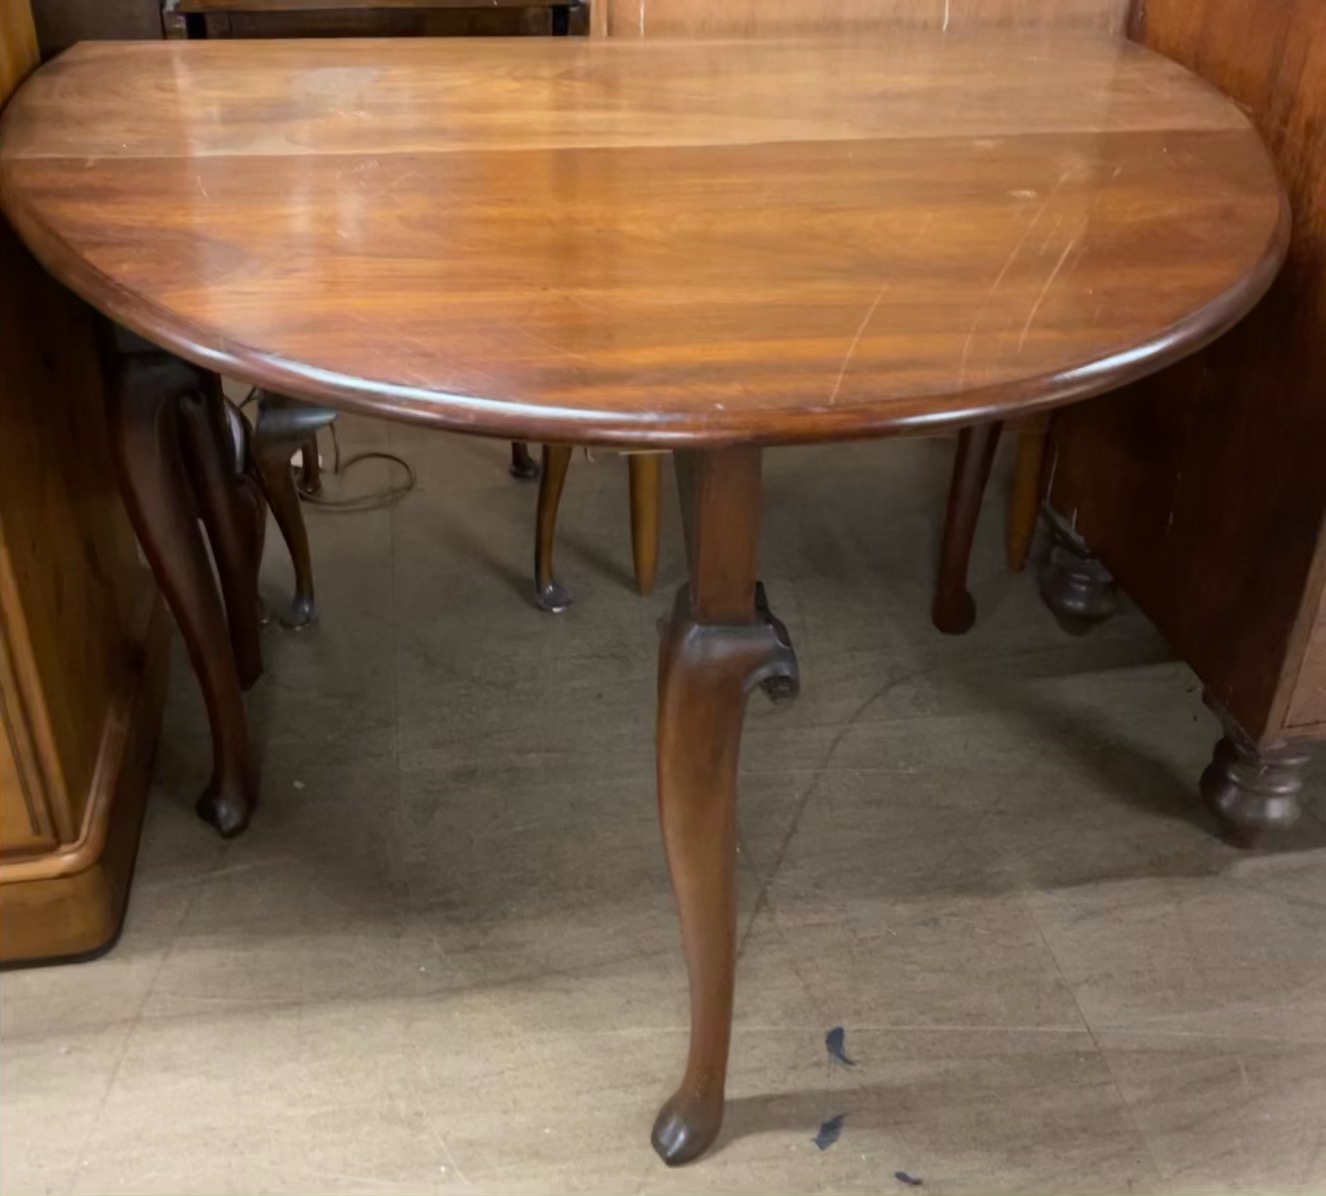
[4,420,1326,1195]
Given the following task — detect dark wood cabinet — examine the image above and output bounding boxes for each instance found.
[1043,0,1326,839]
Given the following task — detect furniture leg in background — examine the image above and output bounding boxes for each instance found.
[534,443,574,611]
[252,390,337,629]
[107,354,260,838]
[1038,506,1120,636]
[628,453,661,598]
[510,440,539,479]
[932,420,1004,634]
[532,447,663,611]
[1007,418,1049,571]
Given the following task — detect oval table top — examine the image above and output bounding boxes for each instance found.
[0,35,1286,447]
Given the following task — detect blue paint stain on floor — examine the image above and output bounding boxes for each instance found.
[895,1171,924,1186]
[825,1026,856,1067]
[813,1114,847,1151]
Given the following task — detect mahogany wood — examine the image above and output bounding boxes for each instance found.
[932,420,1003,634]
[108,355,257,838]
[653,447,797,1165]
[1007,418,1048,570]
[628,455,660,597]
[0,29,1292,1148]
[1042,0,1325,835]
[252,392,337,629]
[177,377,266,688]
[0,36,1286,447]
[600,0,1128,38]
[534,444,574,612]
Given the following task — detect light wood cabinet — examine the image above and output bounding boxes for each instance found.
[0,0,169,964]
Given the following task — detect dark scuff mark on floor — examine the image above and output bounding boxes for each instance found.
[813,1114,847,1151]
[895,1170,924,1186]
[825,1025,856,1067]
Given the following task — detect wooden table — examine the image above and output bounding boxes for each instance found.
[0,35,1285,1165]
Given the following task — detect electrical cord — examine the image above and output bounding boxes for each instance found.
[296,421,417,512]
[236,388,415,511]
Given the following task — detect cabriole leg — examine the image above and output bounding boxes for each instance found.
[651,447,796,1166]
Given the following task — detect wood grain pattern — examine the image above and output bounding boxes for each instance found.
[1045,0,1326,745]
[0,36,1285,447]
[0,599,168,963]
[0,0,168,964]
[600,0,1127,38]
[652,447,799,1165]
[0,0,37,103]
[0,216,149,847]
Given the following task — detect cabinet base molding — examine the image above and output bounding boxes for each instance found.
[0,599,169,967]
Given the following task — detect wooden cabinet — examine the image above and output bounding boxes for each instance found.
[0,0,169,965]
[1042,0,1325,839]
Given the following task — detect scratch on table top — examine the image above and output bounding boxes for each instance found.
[943,0,951,32]
[195,175,209,199]
[958,202,1051,382]
[501,320,594,365]
[827,280,890,405]
[640,0,646,37]
[1017,237,1078,351]
[429,1125,471,1187]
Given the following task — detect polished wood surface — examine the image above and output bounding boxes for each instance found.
[598,0,1127,38]
[0,217,151,850]
[653,448,798,1165]
[108,355,258,838]
[0,601,168,964]
[1042,0,1325,838]
[0,0,37,103]
[0,35,1285,446]
[0,0,169,965]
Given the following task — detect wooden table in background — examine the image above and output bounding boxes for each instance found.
[0,35,1285,1163]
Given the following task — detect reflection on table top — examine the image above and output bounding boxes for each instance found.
[0,36,1286,445]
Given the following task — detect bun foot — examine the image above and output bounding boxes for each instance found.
[754,581,800,702]
[510,441,540,480]
[651,1088,723,1167]
[931,588,977,636]
[279,594,319,630]
[535,578,574,613]
[1039,509,1118,636]
[1199,729,1308,845]
[196,777,253,838]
